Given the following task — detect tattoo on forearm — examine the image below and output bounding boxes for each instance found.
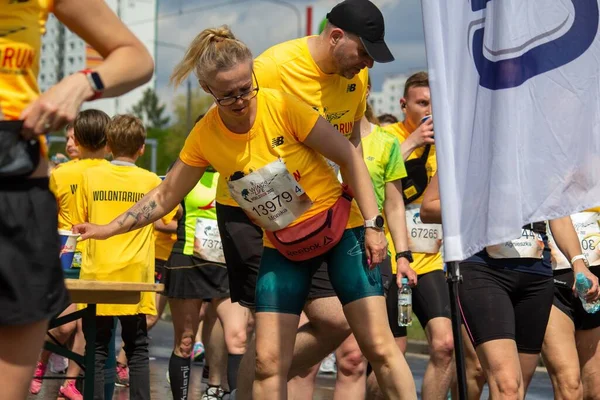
[117,200,158,231]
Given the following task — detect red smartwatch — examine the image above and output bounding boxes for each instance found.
[79,69,105,101]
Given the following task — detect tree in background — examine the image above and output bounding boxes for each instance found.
[130,88,170,130]
[136,87,213,175]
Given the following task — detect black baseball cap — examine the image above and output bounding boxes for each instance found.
[326,0,394,63]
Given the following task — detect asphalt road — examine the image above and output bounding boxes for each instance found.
[30,319,554,399]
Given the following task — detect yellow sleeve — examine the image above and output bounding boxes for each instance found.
[154,175,177,224]
[354,69,369,121]
[73,171,88,225]
[162,207,178,225]
[49,169,58,197]
[179,123,210,167]
[254,56,282,90]
[282,93,321,142]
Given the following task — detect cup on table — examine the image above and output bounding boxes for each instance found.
[58,229,80,270]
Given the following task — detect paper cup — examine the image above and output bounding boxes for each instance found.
[58,229,80,270]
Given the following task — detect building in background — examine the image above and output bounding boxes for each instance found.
[368,74,407,120]
[39,0,157,116]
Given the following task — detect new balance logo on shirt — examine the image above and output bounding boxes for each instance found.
[347,84,356,92]
[271,136,284,148]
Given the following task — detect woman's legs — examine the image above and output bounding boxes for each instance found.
[214,297,250,391]
[252,248,315,399]
[204,303,229,390]
[61,319,86,391]
[327,228,416,399]
[576,327,600,400]
[30,304,77,393]
[287,312,319,400]
[333,333,367,400]
[0,320,49,400]
[168,298,203,400]
[343,296,416,399]
[541,305,582,400]
[457,326,486,400]
[476,339,524,400]
[253,312,301,399]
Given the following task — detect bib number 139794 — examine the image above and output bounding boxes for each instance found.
[228,159,313,231]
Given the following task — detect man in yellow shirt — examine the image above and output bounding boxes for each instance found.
[51,123,81,166]
[31,109,110,399]
[384,71,454,400]
[74,115,168,399]
[215,1,395,396]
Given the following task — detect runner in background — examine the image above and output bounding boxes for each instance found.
[377,114,398,127]
[384,71,454,400]
[420,175,600,399]
[161,162,242,400]
[0,0,152,398]
[31,109,110,400]
[51,123,81,166]
[543,209,600,399]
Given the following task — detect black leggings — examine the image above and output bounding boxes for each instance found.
[459,263,553,354]
[84,314,150,400]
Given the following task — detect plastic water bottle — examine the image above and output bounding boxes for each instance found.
[575,272,600,314]
[398,278,413,326]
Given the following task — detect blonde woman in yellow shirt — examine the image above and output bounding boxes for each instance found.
[74,26,417,400]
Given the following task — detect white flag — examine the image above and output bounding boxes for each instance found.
[421,0,600,261]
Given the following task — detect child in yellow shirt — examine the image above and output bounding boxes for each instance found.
[32,109,110,400]
[74,115,168,399]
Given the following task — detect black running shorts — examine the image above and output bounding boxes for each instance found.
[162,253,229,299]
[459,262,554,354]
[553,266,600,331]
[0,179,69,325]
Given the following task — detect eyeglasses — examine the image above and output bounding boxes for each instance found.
[206,72,259,106]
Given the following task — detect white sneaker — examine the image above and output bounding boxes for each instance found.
[318,353,337,374]
[49,354,68,373]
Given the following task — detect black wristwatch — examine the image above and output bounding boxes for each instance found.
[364,215,385,230]
[395,250,413,263]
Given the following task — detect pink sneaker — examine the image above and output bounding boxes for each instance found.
[58,380,83,400]
[115,364,130,387]
[29,361,46,394]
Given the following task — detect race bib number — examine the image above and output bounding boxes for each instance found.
[549,212,600,269]
[486,229,544,259]
[406,204,442,254]
[193,218,225,264]
[228,159,313,231]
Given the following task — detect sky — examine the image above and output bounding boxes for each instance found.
[153,0,428,109]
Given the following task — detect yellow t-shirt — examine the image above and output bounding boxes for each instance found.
[50,159,109,231]
[215,36,369,207]
[74,163,166,316]
[154,211,178,261]
[179,88,363,248]
[0,0,52,120]
[385,121,442,275]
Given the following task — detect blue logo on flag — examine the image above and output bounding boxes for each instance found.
[470,0,599,90]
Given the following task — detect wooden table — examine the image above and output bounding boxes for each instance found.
[44,279,164,400]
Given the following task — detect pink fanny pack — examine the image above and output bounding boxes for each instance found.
[265,185,354,261]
